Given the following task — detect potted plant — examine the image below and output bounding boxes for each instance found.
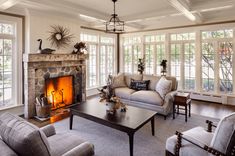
[137,57,145,74]
[98,75,127,114]
[160,59,167,76]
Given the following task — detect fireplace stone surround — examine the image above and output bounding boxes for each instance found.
[23,53,88,119]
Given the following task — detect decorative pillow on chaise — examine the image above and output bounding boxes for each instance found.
[155,76,172,99]
[111,73,127,88]
[130,79,150,91]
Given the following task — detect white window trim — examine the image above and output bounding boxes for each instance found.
[0,15,23,110]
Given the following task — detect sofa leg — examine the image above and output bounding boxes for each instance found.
[166,150,175,156]
[164,116,167,120]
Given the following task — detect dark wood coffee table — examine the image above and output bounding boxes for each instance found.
[69,103,157,156]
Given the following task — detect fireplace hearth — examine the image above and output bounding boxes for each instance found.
[23,53,88,118]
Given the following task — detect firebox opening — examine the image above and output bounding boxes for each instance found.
[45,75,74,110]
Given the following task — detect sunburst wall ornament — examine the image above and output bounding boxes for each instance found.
[48,25,74,48]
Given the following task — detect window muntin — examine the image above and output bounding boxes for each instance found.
[87,44,97,88]
[219,42,233,92]
[124,45,132,73]
[0,23,14,107]
[184,43,195,90]
[145,44,154,74]
[202,29,233,39]
[156,44,165,75]
[144,35,166,75]
[171,44,181,80]
[171,33,195,41]
[202,42,215,92]
[123,36,142,74]
[81,33,115,89]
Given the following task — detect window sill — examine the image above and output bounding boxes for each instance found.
[0,104,24,111]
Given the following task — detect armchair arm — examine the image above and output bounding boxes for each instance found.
[40,124,56,137]
[206,120,217,132]
[175,131,225,156]
[62,142,94,156]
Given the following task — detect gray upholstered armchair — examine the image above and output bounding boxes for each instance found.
[166,112,235,156]
[0,112,94,156]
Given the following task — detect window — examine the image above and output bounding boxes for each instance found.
[201,29,233,93]
[219,42,233,92]
[170,33,196,89]
[144,35,165,75]
[0,23,13,107]
[123,37,141,74]
[184,43,195,90]
[170,44,181,80]
[100,37,115,85]
[81,33,115,88]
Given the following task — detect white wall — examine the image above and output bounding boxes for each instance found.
[26,10,83,54]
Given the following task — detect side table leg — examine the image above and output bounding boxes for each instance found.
[151,117,155,136]
[128,133,134,156]
[70,114,73,130]
[185,105,187,122]
[173,103,175,119]
[189,101,191,117]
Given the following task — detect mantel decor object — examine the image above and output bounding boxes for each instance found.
[72,42,88,54]
[48,25,73,48]
[98,75,127,114]
[37,39,55,54]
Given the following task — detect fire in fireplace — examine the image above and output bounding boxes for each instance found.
[45,75,74,110]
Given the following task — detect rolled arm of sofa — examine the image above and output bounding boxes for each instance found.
[40,124,56,137]
[163,91,177,115]
[62,142,95,156]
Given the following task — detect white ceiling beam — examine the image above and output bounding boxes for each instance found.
[167,0,201,22]
[0,0,21,10]
[20,0,108,21]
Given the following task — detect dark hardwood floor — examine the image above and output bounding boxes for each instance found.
[88,96,235,119]
[191,100,235,119]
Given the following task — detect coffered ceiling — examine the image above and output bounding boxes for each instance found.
[1,0,235,31]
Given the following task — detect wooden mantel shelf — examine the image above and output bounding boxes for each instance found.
[23,53,89,63]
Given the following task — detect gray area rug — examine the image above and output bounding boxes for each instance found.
[54,114,219,156]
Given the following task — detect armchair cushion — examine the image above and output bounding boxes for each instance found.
[210,112,235,154]
[62,142,94,156]
[166,127,213,155]
[0,112,51,156]
[0,138,17,156]
[48,132,94,156]
[41,125,56,137]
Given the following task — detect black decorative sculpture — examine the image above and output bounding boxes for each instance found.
[160,59,167,76]
[37,39,55,54]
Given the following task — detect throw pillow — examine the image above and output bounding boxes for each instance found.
[130,79,150,91]
[155,76,172,99]
[111,73,127,88]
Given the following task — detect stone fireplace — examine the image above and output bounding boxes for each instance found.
[23,53,87,118]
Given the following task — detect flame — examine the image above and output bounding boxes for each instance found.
[45,76,73,110]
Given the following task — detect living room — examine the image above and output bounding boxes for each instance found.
[0,0,235,156]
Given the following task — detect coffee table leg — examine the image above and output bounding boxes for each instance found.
[70,114,73,130]
[151,117,155,136]
[128,133,134,156]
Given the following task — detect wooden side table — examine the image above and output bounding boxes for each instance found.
[173,92,191,122]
